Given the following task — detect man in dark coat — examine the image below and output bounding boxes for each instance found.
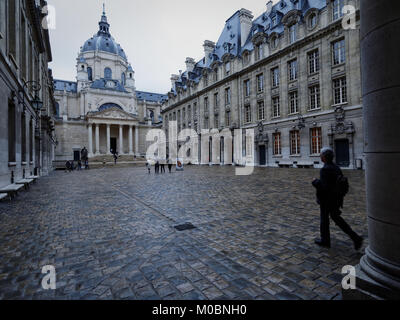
[312,147,363,250]
[81,147,89,169]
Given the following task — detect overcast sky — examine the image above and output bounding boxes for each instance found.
[47,0,278,94]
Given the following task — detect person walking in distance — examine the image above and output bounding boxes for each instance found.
[160,160,166,174]
[81,147,89,170]
[312,147,363,250]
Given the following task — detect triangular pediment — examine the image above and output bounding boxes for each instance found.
[88,107,138,121]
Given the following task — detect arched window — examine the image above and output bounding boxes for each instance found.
[121,72,126,85]
[87,67,93,81]
[104,67,112,79]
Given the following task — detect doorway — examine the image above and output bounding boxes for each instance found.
[110,138,117,154]
[335,139,350,167]
[259,145,266,166]
[73,150,80,161]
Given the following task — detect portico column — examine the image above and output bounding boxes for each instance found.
[135,126,139,156]
[95,123,100,155]
[88,124,93,157]
[106,124,111,154]
[346,0,400,300]
[129,125,133,155]
[119,125,124,154]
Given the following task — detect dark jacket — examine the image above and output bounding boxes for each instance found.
[312,163,343,208]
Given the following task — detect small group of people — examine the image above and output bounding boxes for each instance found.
[65,147,89,172]
[146,159,173,174]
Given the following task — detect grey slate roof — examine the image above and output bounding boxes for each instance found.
[54,80,77,93]
[171,0,326,95]
[136,91,168,103]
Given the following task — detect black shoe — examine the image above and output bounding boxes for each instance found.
[354,237,364,251]
[315,239,331,248]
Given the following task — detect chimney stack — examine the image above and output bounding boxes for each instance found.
[239,9,254,47]
[185,57,196,73]
[203,40,216,67]
[266,1,273,13]
[170,74,179,89]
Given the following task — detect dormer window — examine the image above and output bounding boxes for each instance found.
[289,24,297,44]
[271,16,277,26]
[104,67,112,79]
[308,12,317,29]
[333,0,345,21]
[255,43,263,61]
[225,61,231,75]
[271,35,279,49]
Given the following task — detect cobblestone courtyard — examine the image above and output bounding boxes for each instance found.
[0,166,367,300]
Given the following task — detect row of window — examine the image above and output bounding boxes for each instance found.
[273,127,323,156]
[243,76,347,123]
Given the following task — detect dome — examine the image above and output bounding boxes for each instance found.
[80,7,127,61]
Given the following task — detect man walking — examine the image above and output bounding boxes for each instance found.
[167,158,173,173]
[81,147,89,170]
[312,147,363,250]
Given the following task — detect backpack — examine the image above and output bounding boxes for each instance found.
[336,174,349,198]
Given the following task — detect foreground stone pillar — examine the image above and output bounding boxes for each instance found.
[95,124,100,155]
[106,124,111,154]
[88,124,93,157]
[344,0,400,300]
[119,125,124,154]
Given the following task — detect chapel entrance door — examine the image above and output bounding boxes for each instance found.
[259,145,266,166]
[110,138,117,154]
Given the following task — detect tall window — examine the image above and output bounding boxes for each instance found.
[289,91,299,114]
[188,106,192,122]
[257,101,265,120]
[290,130,301,155]
[183,108,186,123]
[271,67,280,87]
[193,102,198,119]
[333,77,347,105]
[310,127,322,155]
[21,113,26,162]
[308,49,320,74]
[256,74,264,92]
[8,101,16,162]
[309,85,321,110]
[255,44,263,60]
[225,112,231,127]
[104,67,112,79]
[87,67,93,81]
[213,69,218,82]
[121,72,126,85]
[288,59,298,81]
[289,24,297,44]
[244,105,251,123]
[214,115,219,128]
[29,118,33,162]
[204,97,209,112]
[225,87,231,105]
[272,96,280,118]
[333,0,345,21]
[244,80,250,97]
[20,14,27,79]
[273,133,282,155]
[214,92,219,108]
[8,0,17,58]
[332,39,346,65]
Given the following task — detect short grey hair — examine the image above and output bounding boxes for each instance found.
[321,147,334,162]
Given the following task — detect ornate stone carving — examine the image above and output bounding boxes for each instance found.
[330,106,355,135]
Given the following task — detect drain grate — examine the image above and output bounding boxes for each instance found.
[174,223,196,231]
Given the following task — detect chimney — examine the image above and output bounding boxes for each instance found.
[185,57,196,73]
[239,9,254,47]
[266,1,273,13]
[203,40,216,66]
[171,74,179,89]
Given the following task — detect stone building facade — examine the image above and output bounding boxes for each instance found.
[54,8,167,162]
[0,0,56,189]
[162,0,364,169]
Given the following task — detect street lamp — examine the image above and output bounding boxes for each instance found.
[18,80,43,115]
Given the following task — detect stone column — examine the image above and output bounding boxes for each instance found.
[119,125,124,154]
[129,125,133,155]
[88,124,93,157]
[95,124,100,155]
[346,0,400,300]
[106,124,111,154]
[135,126,139,156]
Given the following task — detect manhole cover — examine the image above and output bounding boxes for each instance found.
[174,223,196,231]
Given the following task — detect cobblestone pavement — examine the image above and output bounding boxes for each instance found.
[0,166,367,300]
